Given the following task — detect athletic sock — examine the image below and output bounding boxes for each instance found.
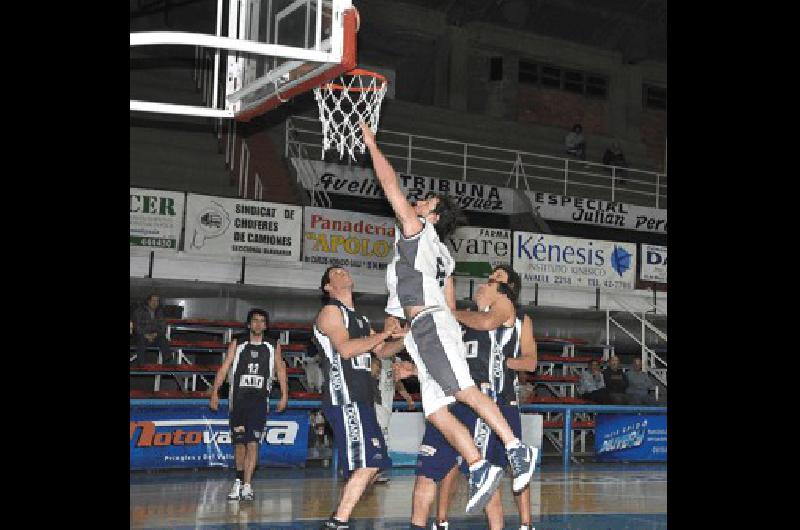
[505,438,523,450]
[468,459,486,472]
[236,470,244,482]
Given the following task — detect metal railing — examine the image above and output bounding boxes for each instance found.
[286,115,667,209]
[606,300,667,387]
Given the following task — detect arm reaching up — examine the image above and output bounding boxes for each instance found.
[359,122,422,238]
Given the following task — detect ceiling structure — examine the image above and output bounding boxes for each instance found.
[383,0,667,64]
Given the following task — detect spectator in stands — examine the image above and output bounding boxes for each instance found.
[132,293,174,364]
[565,124,587,161]
[602,355,629,404]
[602,140,628,184]
[625,358,654,405]
[577,360,605,402]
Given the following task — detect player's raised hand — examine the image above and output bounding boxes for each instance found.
[359,121,377,150]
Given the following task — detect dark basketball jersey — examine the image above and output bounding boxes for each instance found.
[462,313,522,402]
[228,337,276,410]
[313,299,376,406]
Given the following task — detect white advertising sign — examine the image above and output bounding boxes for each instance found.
[513,232,637,290]
[303,207,396,273]
[444,226,511,278]
[130,188,185,250]
[293,158,515,213]
[640,244,667,283]
[184,194,302,260]
[525,191,667,234]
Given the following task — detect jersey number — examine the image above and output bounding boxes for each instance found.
[464,340,479,359]
[248,363,259,374]
[351,353,372,371]
[436,257,446,287]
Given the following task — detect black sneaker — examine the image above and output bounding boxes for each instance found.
[320,517,350,529]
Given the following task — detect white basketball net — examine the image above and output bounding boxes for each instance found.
[313,70,388,161]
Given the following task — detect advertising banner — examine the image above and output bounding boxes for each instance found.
[130,188,185,250]
[303,207,396,273]
[525,191,667,234]
[292,159,515,213]
[594,414,667,462]
[513,232,637,290]
[444,226,511,278]
[130,405,309,470]
[184,194,302,260]
[640,244,667,283]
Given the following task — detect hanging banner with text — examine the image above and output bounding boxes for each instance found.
[640,244,667,283]
[130,188,185,250]
[303,207,396,273]
[444,227,511,278]
[525,191,667,234]
[292,158,515,213]
[184,194,302,260]
[513,232,637,290]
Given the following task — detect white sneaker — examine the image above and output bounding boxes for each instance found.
[227,478,242,501]
[240,483,254,501]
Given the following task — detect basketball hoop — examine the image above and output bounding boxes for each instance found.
[313,68,388,161]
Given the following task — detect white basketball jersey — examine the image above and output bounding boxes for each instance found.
[385,218,455,317]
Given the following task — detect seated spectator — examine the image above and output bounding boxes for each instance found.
[625,358,655,405]
[577,359,606,402]
[602,355,629,404]
[132,293,174,365]
[565,123,587,161]
[602,140,628,183]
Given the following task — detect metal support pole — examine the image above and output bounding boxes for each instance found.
[564,160,569,195]
[595,287,600,310]
[463,144,468,181]
[641,311,646,368]
[468,279,474,300]
[407,135,412,174]
[534,283,539,306]
[655,173,660,208]
[605,309,610,346]
[239,257,246,284]
[611,166,616,201]
[652,288,657,313]
[148,251,155,278]
[563,407,572,468]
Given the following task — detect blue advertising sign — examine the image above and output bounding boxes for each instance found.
[594,414,667,462]
[130,404,309,470]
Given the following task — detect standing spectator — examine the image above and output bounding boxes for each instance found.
[565,124,587,161]
[602,355,629,404]
[602,140,628,184]
[625,358,654,405]
[132,293,174,365]
[577,360,605,403]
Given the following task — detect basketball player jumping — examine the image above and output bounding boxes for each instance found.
[209,309,288,502]
[359,122,536,521]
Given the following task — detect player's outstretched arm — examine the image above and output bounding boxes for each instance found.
[209,339,238,410]
[453,295,515,331]
[275,343,288,412]
[316,305,394,359]
[359,121,421,238]
[507,314,538,372]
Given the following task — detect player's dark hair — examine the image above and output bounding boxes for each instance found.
[493,265,521,303]
[432,194,466,240]
[246,308,269,328]
[145,292,159,304]
[320,266,337,303]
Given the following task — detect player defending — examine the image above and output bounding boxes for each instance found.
[314,267,407,530]
[359,122,536,519]
[209,309,288,502]
[436,266,539,530]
